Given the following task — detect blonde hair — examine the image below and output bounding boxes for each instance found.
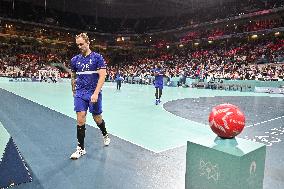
[75,33,89,43]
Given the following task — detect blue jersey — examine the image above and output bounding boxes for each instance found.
[154,68,164,88]
[115,73,123,81]
[70,52,106,97]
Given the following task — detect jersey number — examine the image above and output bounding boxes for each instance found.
[81,64,90,71]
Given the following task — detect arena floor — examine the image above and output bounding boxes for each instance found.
[0,81,283,189]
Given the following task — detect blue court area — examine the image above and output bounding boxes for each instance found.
[0,80,283,189]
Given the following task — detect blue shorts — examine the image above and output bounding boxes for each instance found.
[155,80,163,89]
[74,93,102,115]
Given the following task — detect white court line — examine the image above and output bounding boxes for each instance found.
[0,88,157,153]
[245,115,284,128]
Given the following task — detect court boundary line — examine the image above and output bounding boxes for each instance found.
[3,87,283,154]
[0,88,158,153]
[158,100,211,153]
[160,95,284,153]
[245,115,284,128]
[0,87,210,154]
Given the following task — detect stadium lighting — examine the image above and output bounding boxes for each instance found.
[251,34,258,39]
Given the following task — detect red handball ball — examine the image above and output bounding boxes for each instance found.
[209,103,245,139]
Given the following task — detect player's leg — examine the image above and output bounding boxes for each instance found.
[155,87,159,105]
[90,93,110,146]
[158,88,162,103]
[70,97,88,160]
[76,111,87,149]
[118,80,121,90]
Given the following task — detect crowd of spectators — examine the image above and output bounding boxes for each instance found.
[1,33,283,83]
[177,17,284,44]
[107,37,284,83]
[0,43,70,79]
[1,14,284,84]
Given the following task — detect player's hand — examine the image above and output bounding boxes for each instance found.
[91,93,99,103]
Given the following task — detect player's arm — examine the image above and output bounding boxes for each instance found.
[154,70,159,76]
[71,71,77,96]
[94,68,107,96]
[69,57,77,96]
[155,70,164,76]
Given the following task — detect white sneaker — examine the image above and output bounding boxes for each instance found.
[70,146,86,160]
[103,134,110,146]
